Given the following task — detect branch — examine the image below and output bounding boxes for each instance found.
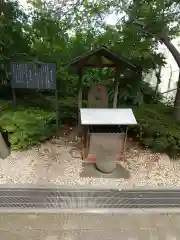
[117,0,165,42]
[161,88,177,95]
[132,19,164,43]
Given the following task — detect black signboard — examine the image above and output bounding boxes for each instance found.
[11,62,56,90]
[10,62,59,130]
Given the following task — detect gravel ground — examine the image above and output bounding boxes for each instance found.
[0,136,180,188]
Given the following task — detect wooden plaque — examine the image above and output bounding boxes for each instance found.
[88,84,108,108]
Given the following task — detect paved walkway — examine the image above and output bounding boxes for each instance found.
[0,212,180,239]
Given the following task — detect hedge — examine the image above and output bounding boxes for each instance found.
[0,101,56,150]
[129,104,180,157]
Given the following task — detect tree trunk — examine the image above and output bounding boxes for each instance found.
[173,72,180,119]
[155,66,161,99]
[160,35,180,119]
[129,3,180,118]
[161,35,180,68]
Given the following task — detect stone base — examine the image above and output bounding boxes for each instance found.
[0,133,10,159]
[89,133,124,173]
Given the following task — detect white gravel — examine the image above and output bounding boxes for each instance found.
[0,137,180,188]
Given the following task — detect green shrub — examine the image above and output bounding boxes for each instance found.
[129,103,180,157]
[117,80,163,106]
[0,95,81,150]
[0,102,56,150]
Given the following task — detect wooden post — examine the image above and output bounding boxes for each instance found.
[55,89,59,132]
[12,87,16,108]
[77,68,83,135]
[113,67,120,108]
[123,126,128,153]
[78,68,83,112]
[78,68,83,108]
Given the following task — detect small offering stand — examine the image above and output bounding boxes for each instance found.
[80,108,137,173]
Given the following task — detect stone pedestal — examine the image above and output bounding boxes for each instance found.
[89,133,125,173]
[0,132,10,159]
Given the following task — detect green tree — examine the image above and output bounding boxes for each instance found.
[0,0,31,86]
[111,0,180,118]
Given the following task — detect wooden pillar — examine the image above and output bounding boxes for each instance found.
[0,0,5,13]
[77,68,83,135]
[78,68,83,109]
[113,67,120,108]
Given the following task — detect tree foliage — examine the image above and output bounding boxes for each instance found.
[0,0,180,152]
[0,1,31,85]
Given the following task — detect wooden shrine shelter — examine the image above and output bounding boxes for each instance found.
[69,46,137,114]
[69,47,138,172]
